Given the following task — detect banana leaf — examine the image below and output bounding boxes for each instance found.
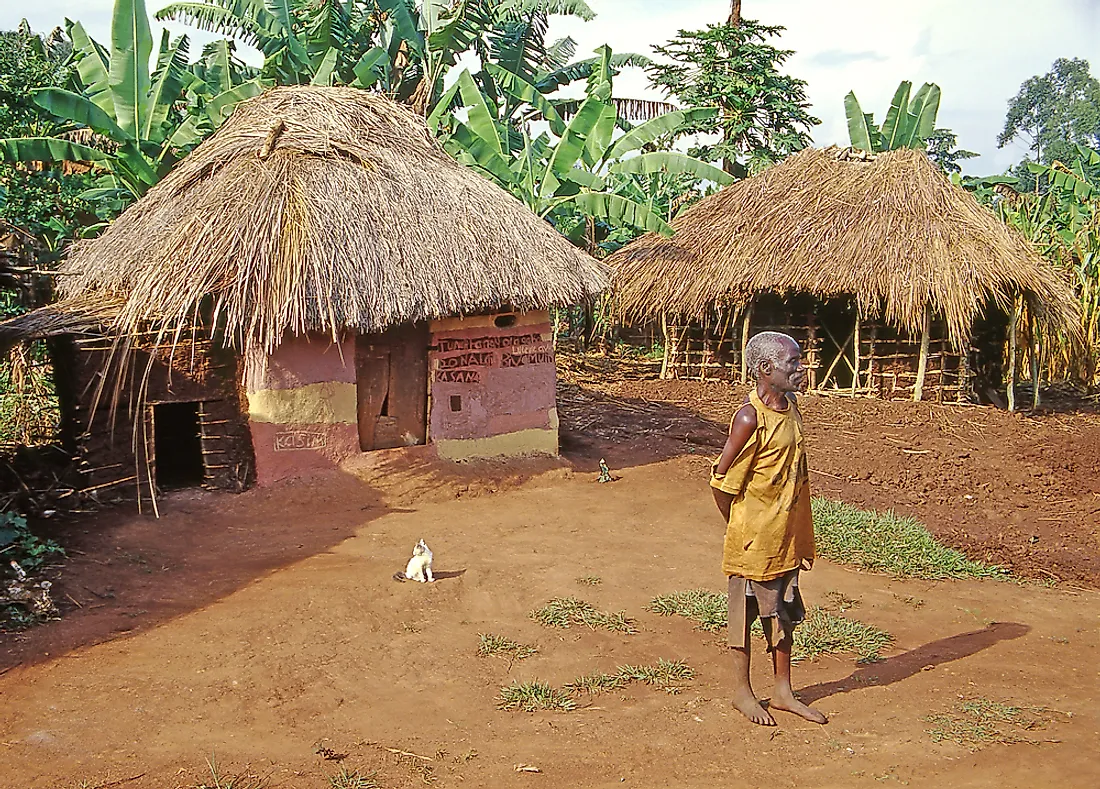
[108,0,155,137]
[610,151,733,185]
[900,83,941,148]
[844,91,876,152]
[604,107,719,160]
[65,19,115,114]
[484,63,565,135]
[309,47,340,86]
[0,137,113,163]
[543,96,609,193]
[456,69,504,156]
[879,81,911,151]
[145,32,192,142]
[566,192,673,236]
[351,47,389,89]
[32,88,129,141]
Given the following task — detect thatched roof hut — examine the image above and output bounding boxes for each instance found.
[4,86,607,354]
[0,86,607,497]
[612,147,1076,345]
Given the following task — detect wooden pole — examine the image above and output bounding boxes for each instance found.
[913,306,932,402]
[852,309,861,395]
[660,313,670,380]
[957,333,971,404]
[1029,306,1041,410]
[1007,297,1021,411]
[740,299,754,383]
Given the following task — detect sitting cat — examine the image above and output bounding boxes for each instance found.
[393,539,434,583]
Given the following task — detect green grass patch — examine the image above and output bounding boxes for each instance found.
[647,589,727,632]
[476,633,538,660]
[497,680,577,712]
[926,697,1054,750]
[813,497,1008,580]
[566,658,694,696]
[649,590,892,663]
[327,767,380,789]
[530,597,637,633]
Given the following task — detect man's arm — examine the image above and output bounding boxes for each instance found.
[711,404,758,523]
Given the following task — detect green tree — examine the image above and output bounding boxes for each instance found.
[647,19,819,176]
[844,80,941,153]
[998,58,1100,166]
[924,127,978,174]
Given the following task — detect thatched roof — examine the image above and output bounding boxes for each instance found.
[611,147,1078,344]
[5,86,606,355]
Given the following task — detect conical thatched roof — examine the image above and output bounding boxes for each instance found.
[611,147,1078,344]
[6,86,606,354]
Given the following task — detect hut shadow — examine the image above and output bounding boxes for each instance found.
[2,467,390,673]
[793,621,1031,705]
[557,382,729,472]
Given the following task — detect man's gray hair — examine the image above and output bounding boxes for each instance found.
[744,331,798,381]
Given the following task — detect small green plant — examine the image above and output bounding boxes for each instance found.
[530,597,637,633]
[327,767,380,789]
[812,498,1007,580]
[824,591,859,612]
[647,589,727,631]
[0,511,65,575]
[565,671,627,695]
[476,633,538,660]
[576,575,602,586]
[926,697,1053,750]
[497,680,577,712]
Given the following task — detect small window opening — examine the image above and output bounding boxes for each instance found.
[380,390,390,416]
[153,402,204,489]
[494,313,517,328]
[450,395,462,412]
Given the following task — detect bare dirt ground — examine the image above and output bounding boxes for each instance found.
[2,361,1099,788]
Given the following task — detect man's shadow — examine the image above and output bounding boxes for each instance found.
[795,621,1031,704]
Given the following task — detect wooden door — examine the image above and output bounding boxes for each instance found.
[355,323,429,451]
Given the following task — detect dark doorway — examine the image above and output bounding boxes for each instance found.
[356,323,429,451]
[153,402,205,489]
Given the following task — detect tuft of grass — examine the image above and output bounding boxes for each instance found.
[782,607,893,664]
[565,671,627,695]
[812,498,1008,580]
[647,589,727,632]
[476,633,538,660]
[497,680,577,712]
[530,597,637,633]
[650,590,892,664]
[616,658,694,692]
[926,697,1053,750]
[327,767,380,789]
[576,575,602,586]
[195,756,268,789]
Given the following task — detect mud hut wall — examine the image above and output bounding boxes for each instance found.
[64,333,250,500]
[860,318,969,402]
[243,332,360,485]
[428,310,558,460]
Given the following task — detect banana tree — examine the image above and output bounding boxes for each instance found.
[844,80,941,152]
[0,0,265,206]
[436,52,733,239]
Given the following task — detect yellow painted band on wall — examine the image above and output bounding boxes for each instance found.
[435,428,558,461]
[430,309,550,334]
[247,382,358,424]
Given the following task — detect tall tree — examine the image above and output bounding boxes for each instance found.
[998,58,1100,166]
[924,127,977,174]
[647,19,819,176]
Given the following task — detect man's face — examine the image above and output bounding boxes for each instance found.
[761,339,806,393]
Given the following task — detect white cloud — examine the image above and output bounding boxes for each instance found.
[3,0,1099,173]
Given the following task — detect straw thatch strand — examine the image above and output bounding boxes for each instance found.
[40,87,606,355]
[611,147,1079,346]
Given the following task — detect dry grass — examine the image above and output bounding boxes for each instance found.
[612,146,1078,346]
[476,633,538,660]
[530,597,637,633]
[567,659,694,696]
[497,680,577,712]
[926,696,1057,750]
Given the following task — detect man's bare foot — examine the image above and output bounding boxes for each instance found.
[732,688,776,726]
[769,692,827,724]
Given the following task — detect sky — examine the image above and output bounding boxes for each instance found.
[3,0,1099,174]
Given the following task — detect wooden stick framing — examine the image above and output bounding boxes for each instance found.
[913,306,932,402]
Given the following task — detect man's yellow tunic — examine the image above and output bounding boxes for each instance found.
[710,389,815,582]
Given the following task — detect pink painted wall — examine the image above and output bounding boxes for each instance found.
[247,332,359,486]
[428,316,556,441]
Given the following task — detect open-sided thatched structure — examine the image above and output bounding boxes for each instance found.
[1,87,607,501]
[611,147,1078,402]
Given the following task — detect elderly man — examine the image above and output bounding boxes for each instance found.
[710,331,825,726]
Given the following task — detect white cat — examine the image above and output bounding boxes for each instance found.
[398,539,434,583]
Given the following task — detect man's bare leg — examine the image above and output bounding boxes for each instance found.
[730,618,775,725]
[769,636,827,724]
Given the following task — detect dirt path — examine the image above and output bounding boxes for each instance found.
[2,456,1098,788]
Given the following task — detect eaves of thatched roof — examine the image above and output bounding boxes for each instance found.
[8,86,607,355]
[611,147,1078,345]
